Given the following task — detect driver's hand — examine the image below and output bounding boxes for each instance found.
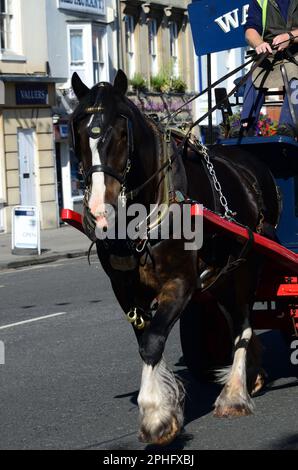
[255,42,272,54]
[272,33,291,51]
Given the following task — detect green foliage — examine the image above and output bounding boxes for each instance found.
[129,73,147,92]
[219,111,290,138]
[150,72,171,93]
[171,77,187,93]
[150,71,187,93]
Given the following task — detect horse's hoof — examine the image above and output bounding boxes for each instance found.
[214,392,254,418]
[250,368,267,396]
[139,416,180,446]
[214,402,253,418]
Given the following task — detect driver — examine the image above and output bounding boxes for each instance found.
[241,0,298,134]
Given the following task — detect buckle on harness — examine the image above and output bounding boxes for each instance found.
[165,128,171,143]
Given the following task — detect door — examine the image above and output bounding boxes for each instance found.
[18,129,37,206]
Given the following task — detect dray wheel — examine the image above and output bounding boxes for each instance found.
[180,292,233,380]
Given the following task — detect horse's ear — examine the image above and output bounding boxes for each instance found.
[71,72,90,100]
[113,70,128,95]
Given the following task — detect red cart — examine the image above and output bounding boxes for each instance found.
[61,207,298,378]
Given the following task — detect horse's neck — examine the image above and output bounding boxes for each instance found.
[134,117,187,207]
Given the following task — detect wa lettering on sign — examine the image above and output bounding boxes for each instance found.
[215,5,249,33]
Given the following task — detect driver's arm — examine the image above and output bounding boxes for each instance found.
[245,28,273,54]
[244,1,272,55]
[290,28,298,43]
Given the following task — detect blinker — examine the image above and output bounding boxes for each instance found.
[91,126,101,135]
[87,114,103,139]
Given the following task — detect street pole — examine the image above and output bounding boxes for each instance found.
[207,53,212,144]
[116,0,124,70]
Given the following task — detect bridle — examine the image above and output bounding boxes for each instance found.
[73,97,176,208]
[77,103,134,207]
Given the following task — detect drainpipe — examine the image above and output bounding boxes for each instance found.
[116,0,124,70]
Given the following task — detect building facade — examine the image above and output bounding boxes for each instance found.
[46,0,118,215]
[0,0,62,233]
[0,0,199,232]
[119,0,196,92]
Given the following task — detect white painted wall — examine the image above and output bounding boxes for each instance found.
[195,47,246,125]
[20,0,49,73]
[46,0,118,86]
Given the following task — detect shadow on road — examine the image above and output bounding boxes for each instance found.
[110,330,297,451]
[268,433,298,450]
[258,330,298,384]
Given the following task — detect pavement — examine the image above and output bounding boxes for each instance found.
[0,224,90,270]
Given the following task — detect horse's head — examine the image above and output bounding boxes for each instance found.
[70,70,132,235]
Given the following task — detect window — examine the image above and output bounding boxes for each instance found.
[0,0,12,51]
[68,25,88,86]
[124,15,135,79]
[148,19,158,77]
[70,149,84,198]
[68,24,108,89]
[169,21,179,77]
[70,29,84,65]
[92,27,105,84]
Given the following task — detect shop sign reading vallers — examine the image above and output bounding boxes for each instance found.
[57,0,105,15]
[16,84,48,105]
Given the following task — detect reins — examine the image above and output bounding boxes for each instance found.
[159,55,256,125]
[161,37,295,129]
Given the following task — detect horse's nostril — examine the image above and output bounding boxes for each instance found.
[103,226,108,233]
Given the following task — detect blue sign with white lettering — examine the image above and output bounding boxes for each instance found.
[16,83,48,105]
[188,0,249,56]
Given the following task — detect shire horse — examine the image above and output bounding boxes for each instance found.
[70,70,280,445]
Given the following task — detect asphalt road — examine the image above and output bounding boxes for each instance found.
[0,257,297,450]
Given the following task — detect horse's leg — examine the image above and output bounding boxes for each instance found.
[137,277,193,445]
[214,306,254,417]
[213,254,265,417]
[246,332,267,395]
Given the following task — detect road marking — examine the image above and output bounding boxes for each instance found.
[0,285,4,288]
[0,312,67,331]
[0,258,87,276]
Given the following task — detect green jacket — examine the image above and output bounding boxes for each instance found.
[251,0,298,88]
[257,0,298,42]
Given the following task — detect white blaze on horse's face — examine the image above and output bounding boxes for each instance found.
[88,137,108,229]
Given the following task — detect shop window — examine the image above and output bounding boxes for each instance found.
[0,0,12,51]
[70,149,84,198]
[148,18,158,77]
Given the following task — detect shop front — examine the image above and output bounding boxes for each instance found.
[0,76,64,232]
[54,121,84,215]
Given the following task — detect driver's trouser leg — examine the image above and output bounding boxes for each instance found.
[241,76,266,134]
[279,78,298,128]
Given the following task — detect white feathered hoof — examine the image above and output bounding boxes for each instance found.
[138,408,183,446]
[214,389,254,418]
[137,359,185,445]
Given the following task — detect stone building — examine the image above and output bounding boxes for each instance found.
[46,0,118,215]
[119,0,196,92]
[0,0,62,233]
